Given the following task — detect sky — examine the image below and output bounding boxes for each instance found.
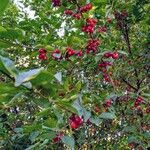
[13,0,65,37]
[13,0,35,19]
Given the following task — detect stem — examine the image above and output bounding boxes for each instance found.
[121,77,138,91]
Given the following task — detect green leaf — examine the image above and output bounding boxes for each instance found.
[29,131,40,143]
[61,136,75,150]
[123,126,137,133]
[99,112,116,119]
[23,124,42,133]
[0,83,22,104]
[0,0,9,17]
[0,55,19,77]
[74,81,82,92]
[73,99,91,121]
[43,118,57,128]
[31,71,53,87]
[89,117,103,126]
[55,101,78,114]
[15,68,44,87]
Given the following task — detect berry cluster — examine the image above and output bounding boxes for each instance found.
[105,99,112,107]
[64,3,92,20]
[64,9,81,20]
[64,9,73,16]
[69,114,83,129]
[134,96,143,108]
[98,61,112,82]
[52,0,61,7]
[39,48,83,61]
[82,18,97,34]
[86,39,100,54]
[79,3,93,13]
[98,61,112,68]
[65,47,83,60]
[38,48,47,60]
[104,52,119,59]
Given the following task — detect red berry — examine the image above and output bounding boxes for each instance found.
[70,121,78,129]
[76,51,83,57]
[75,116,83,125]
[39,48,46,53]
[112,52,119,59]
[39,53,47,60]
[104,52,112,58]
[64,9,73,16]
[105,99,112,107]
[73,13,81,20]
[52,0,61,7]
[54,49,61,53]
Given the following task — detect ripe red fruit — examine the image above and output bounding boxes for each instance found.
[104,52,112,58]
[39,53,47,60]
[54,49,60,53]
[64,9,73,16]
[112,52,119,59]
[52,133,63,143]
[69,114,83,129]
[39,48,46,53]
[105,99,112,107]
[70,121,78,129]
[52,0,61,7]
[134,96,143,108]
[98,61,112,68]
[79,3,92,13]
[76,51,83,57]
[73,13,81,20]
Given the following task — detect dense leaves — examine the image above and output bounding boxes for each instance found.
[0,0,149,149]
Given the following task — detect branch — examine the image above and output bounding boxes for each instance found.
[121,77,138,91]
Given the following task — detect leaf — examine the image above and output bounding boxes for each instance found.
[43,118,57,128]
[55,101,78,114]
[0,83,23,104]
[15,68,44,87]
[0,55,19,77]
[31,71,53,87]
[99,112,116,119]
[29,131,40,143]
[89,117,103,126]
[61,136,75,150]
[0,0,9,17]
[23,124,42,133]
[74,81,82,92]
[73,99,91,122]
[123,126,137,133]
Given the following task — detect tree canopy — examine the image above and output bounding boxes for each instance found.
[0,0,149,149]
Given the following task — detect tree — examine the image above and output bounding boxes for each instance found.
[0,0,149,149]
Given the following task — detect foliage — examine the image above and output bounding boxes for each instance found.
[0,0,149,149]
